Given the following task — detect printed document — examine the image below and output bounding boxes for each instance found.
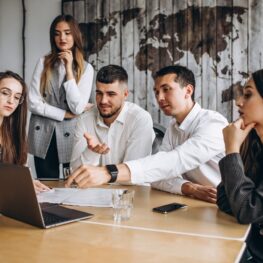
[37,188,125,207]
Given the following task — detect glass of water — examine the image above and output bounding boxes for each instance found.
[112,189,135,223]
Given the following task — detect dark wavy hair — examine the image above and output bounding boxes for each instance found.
[0,71,28,165]
[240,69,263,185]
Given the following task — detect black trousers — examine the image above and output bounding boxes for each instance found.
[34,132,69,179]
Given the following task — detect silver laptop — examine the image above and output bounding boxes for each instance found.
[0,163,93,228]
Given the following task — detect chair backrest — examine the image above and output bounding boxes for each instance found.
[152,123,166,154]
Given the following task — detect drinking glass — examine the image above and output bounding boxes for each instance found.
[112,190,135,223]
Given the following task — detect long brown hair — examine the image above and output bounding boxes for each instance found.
[40,14,85,96]
[240,69,263,184]
[0,71,28,165]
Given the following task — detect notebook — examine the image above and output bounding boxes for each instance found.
[0,163,93,228]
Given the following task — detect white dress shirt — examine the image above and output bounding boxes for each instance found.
[29,57,94,121]
[125,103,228,194]
[70,101,155,169]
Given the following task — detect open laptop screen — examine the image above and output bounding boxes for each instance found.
[0,163,93,228]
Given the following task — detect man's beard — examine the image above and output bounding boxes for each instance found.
[99,105,122,119]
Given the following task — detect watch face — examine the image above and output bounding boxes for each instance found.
[106,165,118,183]
[107,165,118,173]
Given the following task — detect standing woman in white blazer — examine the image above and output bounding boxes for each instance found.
[28,15,94,179]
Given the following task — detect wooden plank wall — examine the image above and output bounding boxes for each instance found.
[62,0,262,127]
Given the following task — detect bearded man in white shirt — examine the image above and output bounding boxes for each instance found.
[70,64,154,170]
[67,65,228,203]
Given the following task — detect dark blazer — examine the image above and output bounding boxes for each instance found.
[217,153,263,262]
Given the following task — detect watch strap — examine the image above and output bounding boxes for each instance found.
[105,164,118,183]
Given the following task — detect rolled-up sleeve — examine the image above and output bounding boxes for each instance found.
[70,112,100,169]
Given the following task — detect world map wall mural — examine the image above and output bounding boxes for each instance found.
[62,0,263,126]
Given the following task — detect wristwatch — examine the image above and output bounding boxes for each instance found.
[105,164,118,183]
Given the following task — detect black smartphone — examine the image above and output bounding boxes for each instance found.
[152,202,187,214]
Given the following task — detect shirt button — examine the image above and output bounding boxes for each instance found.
[64,132,70,137]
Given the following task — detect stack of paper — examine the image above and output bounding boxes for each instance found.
[37,188,125,207]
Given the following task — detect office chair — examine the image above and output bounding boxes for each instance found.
[152,123,166,154]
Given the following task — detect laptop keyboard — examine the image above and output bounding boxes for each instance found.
[42,211,68,226]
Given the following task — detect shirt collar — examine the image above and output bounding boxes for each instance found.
[173,103,201,131]
[115,102,128,124]
[96,102,128,127]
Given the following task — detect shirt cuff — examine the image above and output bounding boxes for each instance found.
[44,104,65,121]
[124,160,145,185]
[175,178,190,195]
[151,177,190,195]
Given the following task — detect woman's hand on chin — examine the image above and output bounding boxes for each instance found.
[223,118,256,154]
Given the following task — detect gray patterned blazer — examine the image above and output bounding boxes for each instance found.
[28,68,79,163]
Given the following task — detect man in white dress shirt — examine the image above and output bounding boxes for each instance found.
[67,65,228,203]
[70,64,154,170]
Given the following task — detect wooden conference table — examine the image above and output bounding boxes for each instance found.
[0,183,250,263]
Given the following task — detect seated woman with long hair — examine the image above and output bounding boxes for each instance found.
[0,70,49,193]
[217,69,263,263]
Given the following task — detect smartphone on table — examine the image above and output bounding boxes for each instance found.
[152,202,187,214]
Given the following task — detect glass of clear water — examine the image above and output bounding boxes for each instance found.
[112,189,135,223]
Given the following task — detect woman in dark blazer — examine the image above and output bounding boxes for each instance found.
[217,69,263,263]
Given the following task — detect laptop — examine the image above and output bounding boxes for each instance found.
[0,163,93,228]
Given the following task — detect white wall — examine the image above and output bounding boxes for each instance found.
[0,0,22,75]
[0,0,61,177]
[0,0,61,83]
[25,0,61,84]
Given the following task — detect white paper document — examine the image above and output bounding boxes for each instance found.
[37,188,125,207]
